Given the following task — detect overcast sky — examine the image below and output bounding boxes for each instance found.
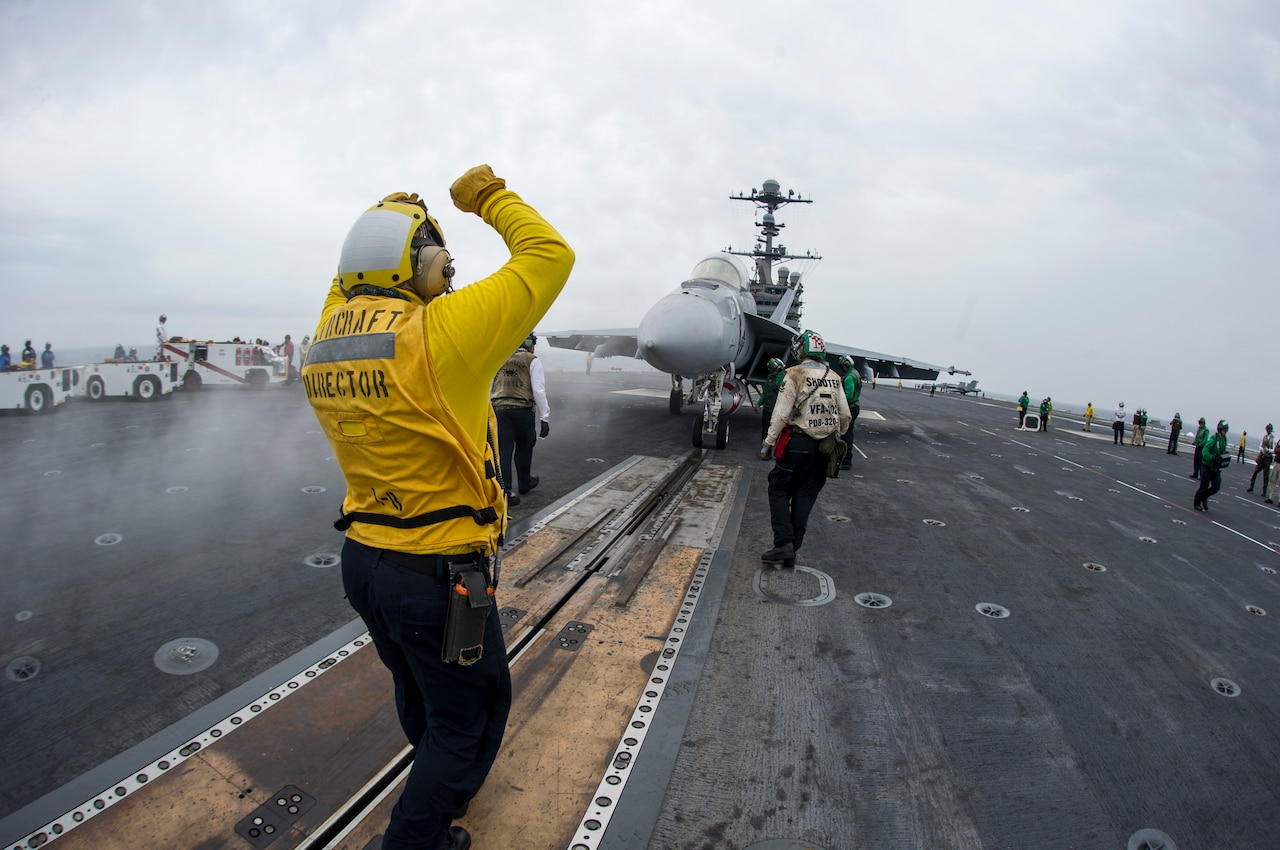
[2,1,1277,435]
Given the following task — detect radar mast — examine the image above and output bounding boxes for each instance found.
[726,179,821,330]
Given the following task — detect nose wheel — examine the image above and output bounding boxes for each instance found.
[691,410,729,450]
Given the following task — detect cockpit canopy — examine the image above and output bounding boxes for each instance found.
[685,253,749,293]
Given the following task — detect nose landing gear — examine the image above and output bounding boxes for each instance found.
[690,368,737,450]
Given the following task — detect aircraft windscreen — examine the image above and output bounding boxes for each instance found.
[688,257,746,291]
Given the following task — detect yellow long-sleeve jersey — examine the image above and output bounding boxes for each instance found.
[304,189,574,555]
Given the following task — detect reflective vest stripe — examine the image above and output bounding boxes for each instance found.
[307,333,397,365]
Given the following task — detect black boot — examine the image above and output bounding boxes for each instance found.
[761,542,795,564]
[446,826,471,850]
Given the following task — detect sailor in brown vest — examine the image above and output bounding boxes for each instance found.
[490,333,550,506]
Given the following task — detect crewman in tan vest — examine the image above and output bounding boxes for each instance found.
[760,330,851,566]
[490,334,550,506]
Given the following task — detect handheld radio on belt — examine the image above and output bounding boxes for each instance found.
[443,562,494,665]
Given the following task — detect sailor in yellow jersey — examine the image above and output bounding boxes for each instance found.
[303,165,573,850]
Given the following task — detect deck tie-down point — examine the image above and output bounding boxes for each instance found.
[233,785,316,848]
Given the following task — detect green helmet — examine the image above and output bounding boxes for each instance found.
[1218,419,1229,433]
[766,357,785,374]
[790,330,825,361]
[838,355,856,373]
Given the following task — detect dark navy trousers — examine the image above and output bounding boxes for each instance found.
[767,431,829,552]
[1195,465,1222,507]
[495,406,537,494]
[342,538,512,850]
[841,403,861,463]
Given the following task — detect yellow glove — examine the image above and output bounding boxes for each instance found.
[381,192,420,204]
[450,165,506,214]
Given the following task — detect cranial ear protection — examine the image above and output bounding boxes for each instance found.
[411,234,455,299]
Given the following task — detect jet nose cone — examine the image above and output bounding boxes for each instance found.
[638,293,732,375]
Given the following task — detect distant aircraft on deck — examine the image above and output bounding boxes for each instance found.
[543,179,962,448]
[937,379,981,395]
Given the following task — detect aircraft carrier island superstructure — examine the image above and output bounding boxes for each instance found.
[729,178,820,331]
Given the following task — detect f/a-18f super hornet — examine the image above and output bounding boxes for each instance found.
[544,179,961,448]
[937,378,981,395]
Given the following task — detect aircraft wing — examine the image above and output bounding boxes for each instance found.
[544,318,949,383]
[741,312,945,383]
[821,340,944,382]
[541,329,641,359]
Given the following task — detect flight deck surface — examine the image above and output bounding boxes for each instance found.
[3,371,1278,849]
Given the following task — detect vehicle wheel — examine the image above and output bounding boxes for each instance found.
[87,376,106,401]
[714,415,729,450]
[135,375,161,401]
[183,371,202,391]
[669,389,682,415]
[691,414,704,448]
[248,371,268,390]
[25,385,51,414]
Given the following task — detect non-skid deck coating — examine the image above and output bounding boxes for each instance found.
[3,371,1279,849]
[639,394,1280,850]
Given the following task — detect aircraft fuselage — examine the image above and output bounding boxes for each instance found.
[636,253,757,377]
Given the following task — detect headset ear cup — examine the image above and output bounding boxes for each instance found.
[413,246,454,298]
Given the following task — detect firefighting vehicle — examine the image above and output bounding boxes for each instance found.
[77,359,179,401]
[161,339,289,390]
[0,366,76,413]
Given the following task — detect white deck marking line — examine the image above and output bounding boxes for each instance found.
[1211,521,1279,553]
[610,388,671,398]
[1230,494,1280,515]
[979,423,1279,554]
[1111,478,1161,500]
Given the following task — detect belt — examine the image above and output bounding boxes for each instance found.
[382,550,487,579]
